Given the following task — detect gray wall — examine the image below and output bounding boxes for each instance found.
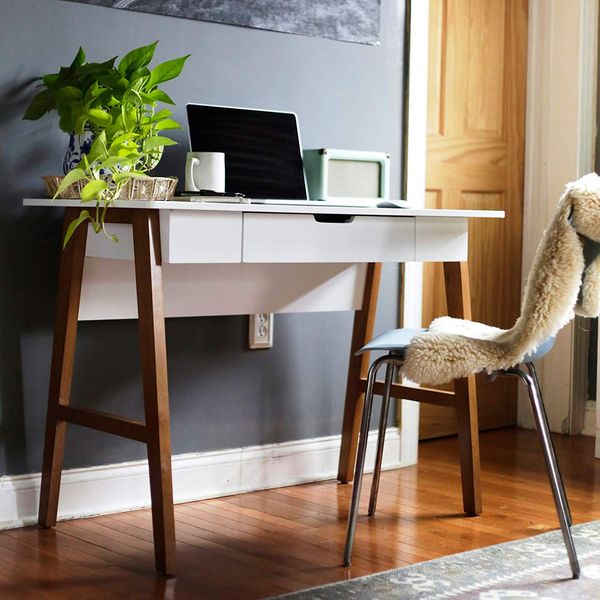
[0,0,405,475]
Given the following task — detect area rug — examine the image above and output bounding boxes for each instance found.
[272,521,600,599]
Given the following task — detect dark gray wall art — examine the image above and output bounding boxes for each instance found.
[63,0,382,45]
[0,0,405,477]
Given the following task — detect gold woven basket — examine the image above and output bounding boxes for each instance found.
[42,175,178,201]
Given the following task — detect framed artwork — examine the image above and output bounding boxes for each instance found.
[63,0,381,45]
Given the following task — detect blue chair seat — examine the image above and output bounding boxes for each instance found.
[357,327,555,366]
[357,328,425,355]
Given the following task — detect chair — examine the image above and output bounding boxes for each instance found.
[344,173,600,578]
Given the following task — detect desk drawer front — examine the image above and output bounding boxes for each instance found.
[242,214,415,263]
[161,210,242,263]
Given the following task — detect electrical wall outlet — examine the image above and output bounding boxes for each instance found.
[249,313,274,349]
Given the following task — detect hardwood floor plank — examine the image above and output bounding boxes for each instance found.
[58,520,261,599]
[1,429,598,599]
[0,533,123,600]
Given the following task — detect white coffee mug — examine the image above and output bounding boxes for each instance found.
[185,151,225,192]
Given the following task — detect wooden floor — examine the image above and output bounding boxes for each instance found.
[2,428,599,599]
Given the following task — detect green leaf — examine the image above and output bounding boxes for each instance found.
[59,108,76,134]
[139,92,157,106]
[150,108,172,122]
[63,210,91,248]
[117,147,141,158]
[118,41,158,75]
[86,108,112,127]
[109,132,138,149]
[72,111,89,134]
[86,57,117,73]
[22,89,54,120]
[70,47,86,69]
[84,81,102,103]
[112,171,148,183]
[114,76,129,90]
[147,55,190,88]
[89,89,111,109]
[149,89,174,105]
[80,179,108,202]
[55,86,82,102]
[130,67,150,82]
[87,130,108,163]
[131,77,147,93]
[53,168,86,199]
[123,88,144,106]
[154,118,181,131]
[143,135,177,152]
[41,73,59,87]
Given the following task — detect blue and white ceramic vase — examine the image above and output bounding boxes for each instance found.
[62,129,95,174]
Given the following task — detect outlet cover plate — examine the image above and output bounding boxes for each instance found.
[249,313,274,349]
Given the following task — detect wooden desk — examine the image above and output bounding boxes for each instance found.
[23,199,503,574]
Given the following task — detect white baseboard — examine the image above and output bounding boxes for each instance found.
[0,427,410,530]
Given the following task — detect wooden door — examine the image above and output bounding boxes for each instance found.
[420,0,528,439]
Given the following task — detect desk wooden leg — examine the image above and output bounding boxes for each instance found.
[338,263,382,483]
[132,210,176,575]
[39,208,88,527]
[443,261,482,516]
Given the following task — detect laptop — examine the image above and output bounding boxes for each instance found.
[186,103,310,203]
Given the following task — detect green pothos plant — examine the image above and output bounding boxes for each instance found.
[24,41,189,246]
[54,129,154,245]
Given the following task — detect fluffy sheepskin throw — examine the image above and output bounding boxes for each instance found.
[403,172,600,386]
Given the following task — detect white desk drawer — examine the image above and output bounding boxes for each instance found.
[160,210,242,263]
[242,213,415,263]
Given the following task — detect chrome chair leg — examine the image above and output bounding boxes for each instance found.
[344,354,394,567]
[369,361,397,517]
[525,362,572,527]
[504,367,580,579]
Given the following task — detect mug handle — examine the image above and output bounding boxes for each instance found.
[186,156,200,192]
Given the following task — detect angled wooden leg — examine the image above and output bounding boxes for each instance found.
[39,208,88,527]
[454,376,481,515]
[338,262,382,483]
[443,261,481,515]
[132,210,176,575]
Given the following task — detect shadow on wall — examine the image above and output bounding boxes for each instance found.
[0,78,64,476]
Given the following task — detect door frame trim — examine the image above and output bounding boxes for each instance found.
[397,0,429,460]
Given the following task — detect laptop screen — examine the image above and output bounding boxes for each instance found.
[186,104,308,200]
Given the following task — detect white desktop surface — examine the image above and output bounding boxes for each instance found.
[23,198,505,219]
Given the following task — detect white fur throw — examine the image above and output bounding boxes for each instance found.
[403,172,600,385]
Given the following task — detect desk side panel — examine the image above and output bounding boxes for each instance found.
[415,217,468,262]
[85,223,134,260]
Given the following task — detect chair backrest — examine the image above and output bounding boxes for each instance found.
[403,173,600,386]
[504,173,600,355]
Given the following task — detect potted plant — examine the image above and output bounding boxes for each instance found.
[23,41,189,245]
